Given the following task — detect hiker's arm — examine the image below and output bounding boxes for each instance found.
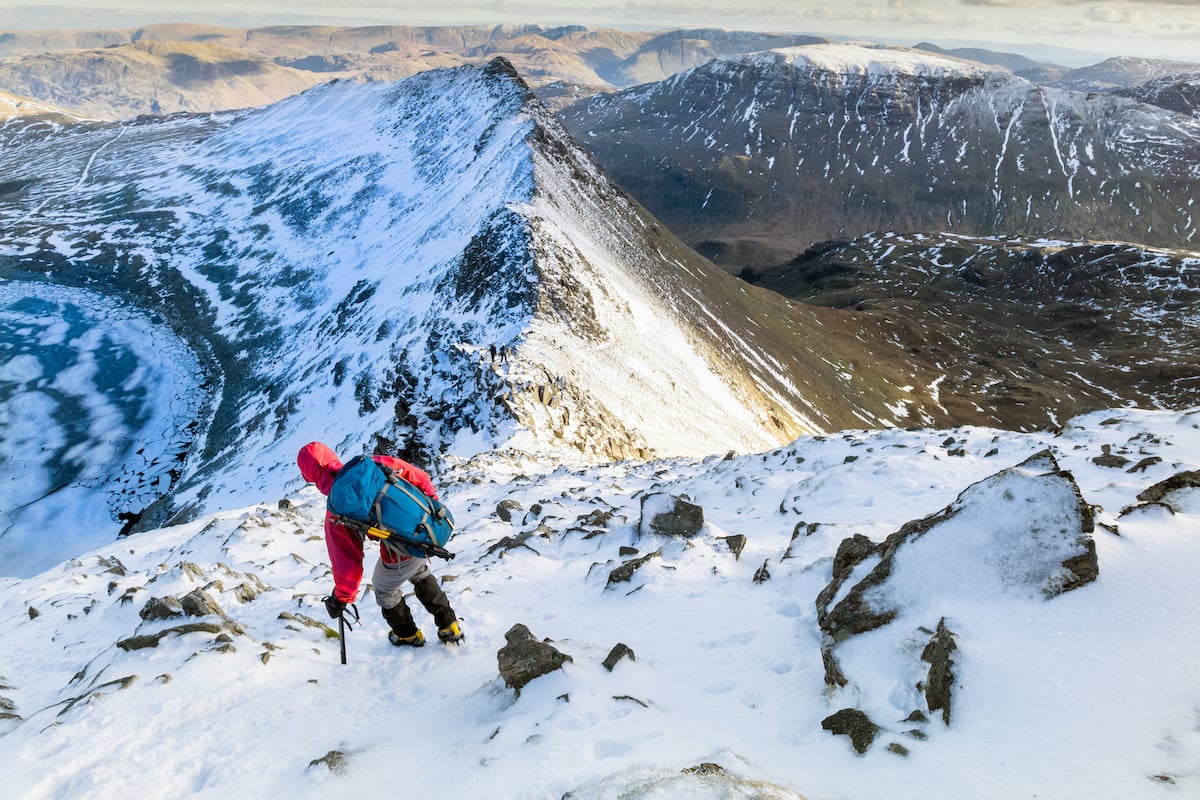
[375,455,438,500]
[325,514,365,602]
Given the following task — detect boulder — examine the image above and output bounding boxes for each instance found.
[179,589,226,618]
[602,643,635,671]
[495,499,524,522]
[497,624,572,692]
[721,534,747,559]
[606,549,661,586]
[639,493,703,537]
[821,708,880,754]
[1131,469,1200,515]
[139,596,184,621]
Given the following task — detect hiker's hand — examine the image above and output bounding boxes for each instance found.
[323,595,346,619]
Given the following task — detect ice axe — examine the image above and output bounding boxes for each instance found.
[324,596,359,665]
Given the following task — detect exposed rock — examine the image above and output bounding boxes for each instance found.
[639,493,704,537]
[721,534,747,560]
[922,618,957,725]
[822,708,880,754]
[27,606,39,620]
[496,499,524,522]
[57,675,138,717]
[1131,470,1200,515]
[575,508,617,529]
[602,643,635,671]
[887,742,910,756]
[139,596,184,621]
[815,533,876,627]
[497,624,572,691]
[308,750,348,773]
[179,589,226,618]
[831,534,875,577]
[486,533,541,557]
[682,763,728,775]
[1128,456,1162,473]
[752,559,771,584]
[278,612,339,639]
[1093,444,1131,469]
[618,546,639,557]
[817,450,1097,687]
[606,549,662,586]
[116,622,225,651]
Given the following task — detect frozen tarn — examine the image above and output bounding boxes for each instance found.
[0,281,207,577]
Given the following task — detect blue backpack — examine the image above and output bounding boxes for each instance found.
[326,455,456,560]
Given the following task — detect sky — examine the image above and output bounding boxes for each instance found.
[1,0,1199,65]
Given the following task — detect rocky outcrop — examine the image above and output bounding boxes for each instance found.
[602,643,635,671]
[1125,470,1200,516]
[639,493,703,537]
[922,619,958,725]
[816,451,1098,705]
[822,708,880,754]
[497,624,572,692]
[606,549,662,587]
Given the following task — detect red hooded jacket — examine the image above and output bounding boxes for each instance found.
[297,441,439,603]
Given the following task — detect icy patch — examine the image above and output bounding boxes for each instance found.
[0,281,208,577]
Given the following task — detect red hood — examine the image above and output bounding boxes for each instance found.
[297,441,342,495]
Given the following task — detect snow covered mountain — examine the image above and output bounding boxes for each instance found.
[1051,55,1200,92]
[2,57,962,572]
[1,405,1197,798]
[558,43,1200,267]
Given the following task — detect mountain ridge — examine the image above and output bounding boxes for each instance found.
[1,58,962,546]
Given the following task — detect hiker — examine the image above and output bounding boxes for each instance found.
[297,441,463,647]
[489,343,497,363]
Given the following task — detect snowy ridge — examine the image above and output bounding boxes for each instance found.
[750,43,991,81]
[2,58,873,570]
[1,406,1198,797]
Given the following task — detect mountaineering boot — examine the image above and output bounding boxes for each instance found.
[437,620,464,644]
[388,629,425,647]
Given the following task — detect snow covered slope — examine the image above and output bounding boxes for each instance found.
[559,42,1200,266]
[1,406,1197,798]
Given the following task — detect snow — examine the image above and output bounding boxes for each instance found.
[3,54,1200,800]
[753,43,989,83]
[0,281,206,577]
[1,407,1199,799]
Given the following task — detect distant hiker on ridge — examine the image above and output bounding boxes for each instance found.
[297,441,464,647]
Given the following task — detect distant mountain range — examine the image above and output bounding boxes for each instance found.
[0,24,826,117]
[559,43,1200,267]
